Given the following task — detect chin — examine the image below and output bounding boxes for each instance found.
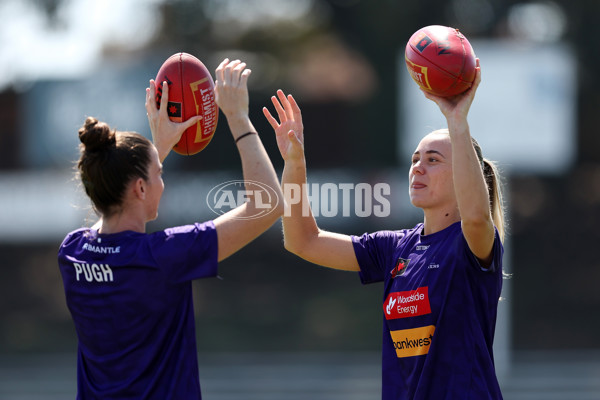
[409,196,424,208]
[410,198,436,211]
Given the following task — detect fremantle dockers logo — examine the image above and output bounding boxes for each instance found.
[391,258,410,278]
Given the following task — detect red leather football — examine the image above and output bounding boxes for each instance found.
[405,25,476,97]
[155,53,218,155]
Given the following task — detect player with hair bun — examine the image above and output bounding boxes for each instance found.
[264,60,506,399]
[58,58,283,399]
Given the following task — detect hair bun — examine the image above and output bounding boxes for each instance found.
[78,117,116,152]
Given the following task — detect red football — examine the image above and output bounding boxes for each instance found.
[155,52,218,155]
[405,25,476,97]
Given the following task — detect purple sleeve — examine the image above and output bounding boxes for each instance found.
[474,227,504,273]
[351,230,403,285]
[151,221,219,284]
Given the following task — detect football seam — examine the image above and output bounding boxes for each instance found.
[409,42,466,79]
[177,53,190,156]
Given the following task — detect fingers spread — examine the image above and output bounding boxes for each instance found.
[183,115,202,131]
[271,95,287,123]
[159,81,169,115]
[145,79,157,113]
[276,90,294,120]
[263,107,279,130]
[287,94,302,120]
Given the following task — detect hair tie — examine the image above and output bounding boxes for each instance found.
[235,131,257,144]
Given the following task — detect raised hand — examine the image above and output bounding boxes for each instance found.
[263,89,304,162]
[421,58,482,126]
[145,79,201,162]
[214,59,251,124]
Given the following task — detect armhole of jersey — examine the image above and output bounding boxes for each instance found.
[467,231,501,273]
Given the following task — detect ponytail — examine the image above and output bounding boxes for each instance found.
[472,137,506,242]
[482,159,505,242]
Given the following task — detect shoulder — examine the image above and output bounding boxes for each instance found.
[456,224,504,273]
[59,227,93,248]
[354,223,422,241]
[149,221,219,281]
[351,223,422,253]
[147,221,217,255]
[152,221,216,242]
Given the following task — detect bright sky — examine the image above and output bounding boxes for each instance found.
[0,0,315,91]
[0,0,565,93]
[0,0,162,90]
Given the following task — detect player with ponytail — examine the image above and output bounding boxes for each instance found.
[265,59,506,399]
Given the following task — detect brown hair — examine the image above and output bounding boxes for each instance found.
[471,137,506,242]
[77,117,153,217]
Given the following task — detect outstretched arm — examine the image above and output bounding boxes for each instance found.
[212,59,284,261]
[263,90,359,271]
[422,59,495,265]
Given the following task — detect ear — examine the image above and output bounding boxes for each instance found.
[132,177,146,200]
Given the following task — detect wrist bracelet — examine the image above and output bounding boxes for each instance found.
[235,131,257,144]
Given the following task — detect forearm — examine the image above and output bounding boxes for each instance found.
[449,121,491,223]
[226,114,277,189]
[281,157,321,255]
[281,158,358,270]
[226,114,255,140]
[154,137,173,163]
[262,89,359,271]
[213,118,283,261]
[237,131,282,208]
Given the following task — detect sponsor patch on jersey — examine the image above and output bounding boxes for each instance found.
[390,325,435,358]
[383,286,431,320]
[391,257,410,278]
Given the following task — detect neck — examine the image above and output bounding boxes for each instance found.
[98,210,146,234]
[422,207,460,235]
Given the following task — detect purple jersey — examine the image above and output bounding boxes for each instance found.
[352,222,503,400]
[57,221,218,399]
